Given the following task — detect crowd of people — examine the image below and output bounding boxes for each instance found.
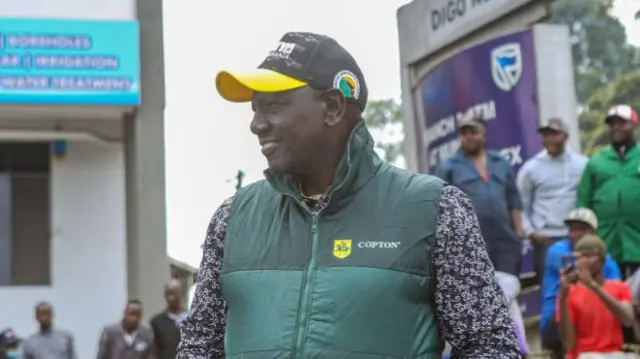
[436,104,640,358]
[0,279,188,359]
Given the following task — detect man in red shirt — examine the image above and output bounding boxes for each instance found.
[557,235,635,358]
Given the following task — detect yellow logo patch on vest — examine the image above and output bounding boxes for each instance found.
[333,239,352,259]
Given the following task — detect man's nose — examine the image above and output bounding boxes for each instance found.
[250,113,269,135]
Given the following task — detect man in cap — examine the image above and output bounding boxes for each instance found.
[540,208,621,358]
[557,235,634,358]
[517,118,587,279]
[434,112,524,277]
[577,104,640,278]
[177,32,519,358]
[0,329,21,359]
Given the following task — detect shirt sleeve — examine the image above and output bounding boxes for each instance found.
[504,163,523,211]
[576,160,594,208]
[616,282,633,303]
[177,197,233,359]
[432,185,521,359]
[67,332,77,359]
[541,246,560,313]
[604,255,622,280]
[433,161,451,184]
[96,328,110,359]
[516,164,535,236]
[555,290,576,323]
[22,343,34,359]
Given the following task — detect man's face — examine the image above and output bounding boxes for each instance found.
[607,117,636,144]
[35,306,52,328]
[576,251,603,276]
[459,126,485,154]
[123,303,142,329]
[540,129,566,155]
[251,87,326,174]
[567,221,594,244]
[165,284,182,308]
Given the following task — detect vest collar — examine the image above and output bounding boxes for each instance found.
[264,121,381,211]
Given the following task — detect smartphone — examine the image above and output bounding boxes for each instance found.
[561,254,575,273]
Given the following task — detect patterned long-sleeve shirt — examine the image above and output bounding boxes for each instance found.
[177,185,520,359]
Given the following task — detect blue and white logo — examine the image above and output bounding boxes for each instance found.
[491,43,523,92]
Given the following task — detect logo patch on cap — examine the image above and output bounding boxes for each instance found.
[333,70,360,99]
[267,41,297,60]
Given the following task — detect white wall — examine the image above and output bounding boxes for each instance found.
[0,0,134,20]
[0,141,127,359]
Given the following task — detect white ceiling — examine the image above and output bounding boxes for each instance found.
[0,105,132,142]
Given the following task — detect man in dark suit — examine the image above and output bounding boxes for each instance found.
[150,280,186,359]
[97,299,154,359]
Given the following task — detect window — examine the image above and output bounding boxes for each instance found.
[0,143,51,286]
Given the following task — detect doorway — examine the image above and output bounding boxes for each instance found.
[0,142,51,286]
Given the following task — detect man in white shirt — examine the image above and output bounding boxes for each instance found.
[517,118,587,278]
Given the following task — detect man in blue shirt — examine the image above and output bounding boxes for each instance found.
[435,113,524,276]
[540,207,621,358]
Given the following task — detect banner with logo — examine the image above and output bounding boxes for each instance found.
[0,18,140,106]
[415,28,542,175]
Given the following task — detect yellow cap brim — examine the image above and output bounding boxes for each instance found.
[215,69,307,102]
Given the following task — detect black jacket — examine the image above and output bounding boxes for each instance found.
[150,312,181,359]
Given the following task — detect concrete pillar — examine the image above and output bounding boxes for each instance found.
[0,174,11,285]
[125,0,167,320]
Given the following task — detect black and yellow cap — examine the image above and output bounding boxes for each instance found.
[216,32,368,111]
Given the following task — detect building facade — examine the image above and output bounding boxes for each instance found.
[0,0,167,358]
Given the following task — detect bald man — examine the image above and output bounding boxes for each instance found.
[150,280,187,359]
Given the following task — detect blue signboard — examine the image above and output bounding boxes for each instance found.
[0,18,140,106]
[418,29,541,175]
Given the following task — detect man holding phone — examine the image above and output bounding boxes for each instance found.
[557,235,634,358]
[541,208,622,358]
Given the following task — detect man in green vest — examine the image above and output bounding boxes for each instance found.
[176,32,519,359]
[577,104,640,279]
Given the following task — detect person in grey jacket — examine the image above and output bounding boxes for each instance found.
[96,299,155,359]
[23,302,76,359]
[516,118,587,278]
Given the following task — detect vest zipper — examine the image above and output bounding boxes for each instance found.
[292,214,319,358]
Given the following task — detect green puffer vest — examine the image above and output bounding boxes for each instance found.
[220,122,446,359]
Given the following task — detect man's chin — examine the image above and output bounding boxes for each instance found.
[266,160,288,175]
[610,133,626,144]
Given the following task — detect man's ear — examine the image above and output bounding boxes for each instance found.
[323,88,347,127]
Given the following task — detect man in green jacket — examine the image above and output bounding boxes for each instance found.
[177,32,519,359]
[577,104,640,278]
